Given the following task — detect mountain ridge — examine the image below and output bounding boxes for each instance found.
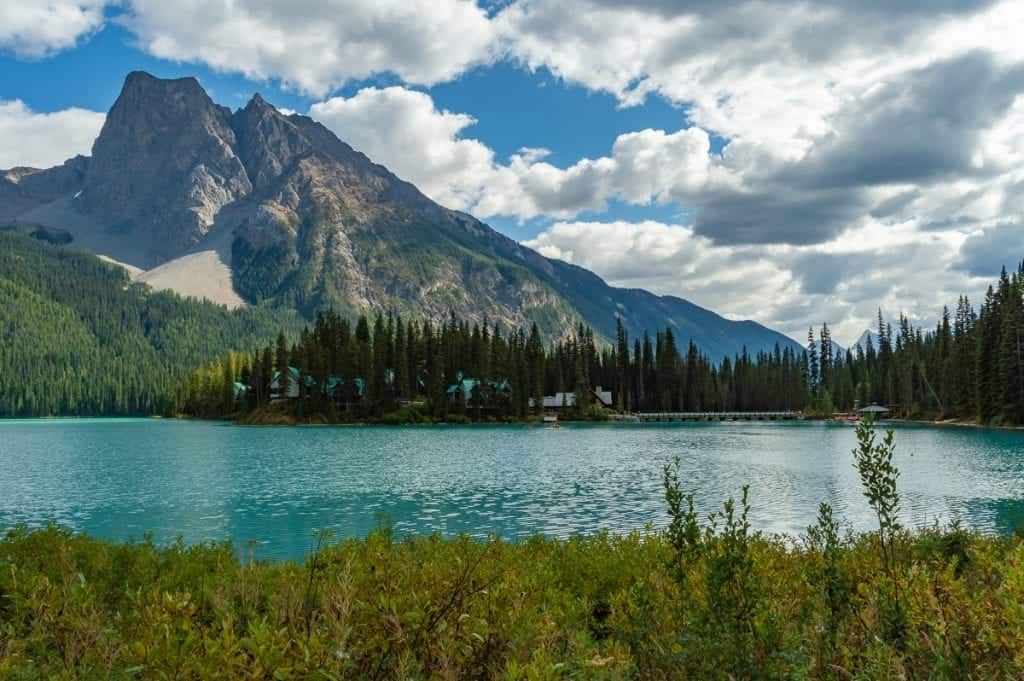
[3,71,801,361]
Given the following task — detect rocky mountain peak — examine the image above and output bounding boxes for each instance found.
[244,93,274,113]
[232,94,312,192]
[78,71,252,265]
[109,72,225,132]
[7,71,802,358]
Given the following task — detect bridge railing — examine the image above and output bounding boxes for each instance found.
[622,411,802,421]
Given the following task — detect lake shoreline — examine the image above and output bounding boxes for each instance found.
[6,411,1024,433]
[886,416,1024,431]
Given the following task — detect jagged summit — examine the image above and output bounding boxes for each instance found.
[122,70,202,90]
[3,72,802,359]
[245,92,274,111]
[79,70,248,263]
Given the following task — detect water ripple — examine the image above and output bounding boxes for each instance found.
[1,420,1023,559]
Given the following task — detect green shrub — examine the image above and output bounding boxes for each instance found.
[379,404,431,425]
[2,523,1024,678]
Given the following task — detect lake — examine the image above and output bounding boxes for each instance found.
[1,419,1023,560]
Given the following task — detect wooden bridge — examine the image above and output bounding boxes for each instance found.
[619,411,802,422]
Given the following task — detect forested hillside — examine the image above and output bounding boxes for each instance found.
[0,232,299,416]
[5,225,1019,424]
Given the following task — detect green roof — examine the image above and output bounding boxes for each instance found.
[268,368,364,397]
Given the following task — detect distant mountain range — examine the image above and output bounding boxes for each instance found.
[1,71,801,360]
[809,338,846,360]
[851,329,882,352]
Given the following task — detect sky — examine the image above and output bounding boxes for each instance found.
[2,1,1023,344]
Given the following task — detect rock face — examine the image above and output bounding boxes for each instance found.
[81,72,252,265]
[2,71,802,359]
[1,156,89,222]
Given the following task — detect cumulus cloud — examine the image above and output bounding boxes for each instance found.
[489,0,1024,253]
[524,220,729,283]
[478,126,719,219]
[525,218,978,342]
[304,57,1024,276]
[789,52,1024,190]
[310,87,722,220]
[0,100,105,169]
[121,0,496,96]
[0,0,107,57]
[495,0,1009,151]
[310,87,496,209]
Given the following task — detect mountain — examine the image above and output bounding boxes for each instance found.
[0,156,89,223]
[851,329,882,352]
[809,338,846,361]
[3,71,801,361]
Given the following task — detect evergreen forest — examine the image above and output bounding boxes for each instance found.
[0,231,300,416]
[180,260,1024,425]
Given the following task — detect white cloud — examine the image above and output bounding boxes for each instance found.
[0,0,107,58]
[524,218,983,343]
[310,87,497,209]
[495,1,1019,156]
[524,220,734,283]
[476,126,721,219]
[121,0,496,96]
[309,86,723,220]
[0,100,105,169]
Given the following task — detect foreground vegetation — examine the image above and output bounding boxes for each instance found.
[3,422,1023,679]
[4,522,1024,679]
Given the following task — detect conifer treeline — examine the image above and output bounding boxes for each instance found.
[179,311,809,420]
[183,262,1024,425]
[806,262,1024,424]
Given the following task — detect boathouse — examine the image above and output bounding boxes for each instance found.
[538,386,614,410]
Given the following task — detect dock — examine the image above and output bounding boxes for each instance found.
[619,411,802,422]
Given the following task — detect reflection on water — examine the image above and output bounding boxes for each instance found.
[1,419,1023,560]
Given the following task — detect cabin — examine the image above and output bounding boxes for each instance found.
[537,386,614,410]
[270,367,364,401]
[270,367,301,400]
[446,374,511,407]
[447,377,479,403]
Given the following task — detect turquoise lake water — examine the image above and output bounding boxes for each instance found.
[1,419,1023,560]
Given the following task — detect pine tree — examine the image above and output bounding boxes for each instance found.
[807,327,819,396]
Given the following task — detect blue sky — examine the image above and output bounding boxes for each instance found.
[2,0,1023,341]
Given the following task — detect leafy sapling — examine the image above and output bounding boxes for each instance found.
[852,417,905,643]
[807,502,849,675]
[663,456,703,570]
